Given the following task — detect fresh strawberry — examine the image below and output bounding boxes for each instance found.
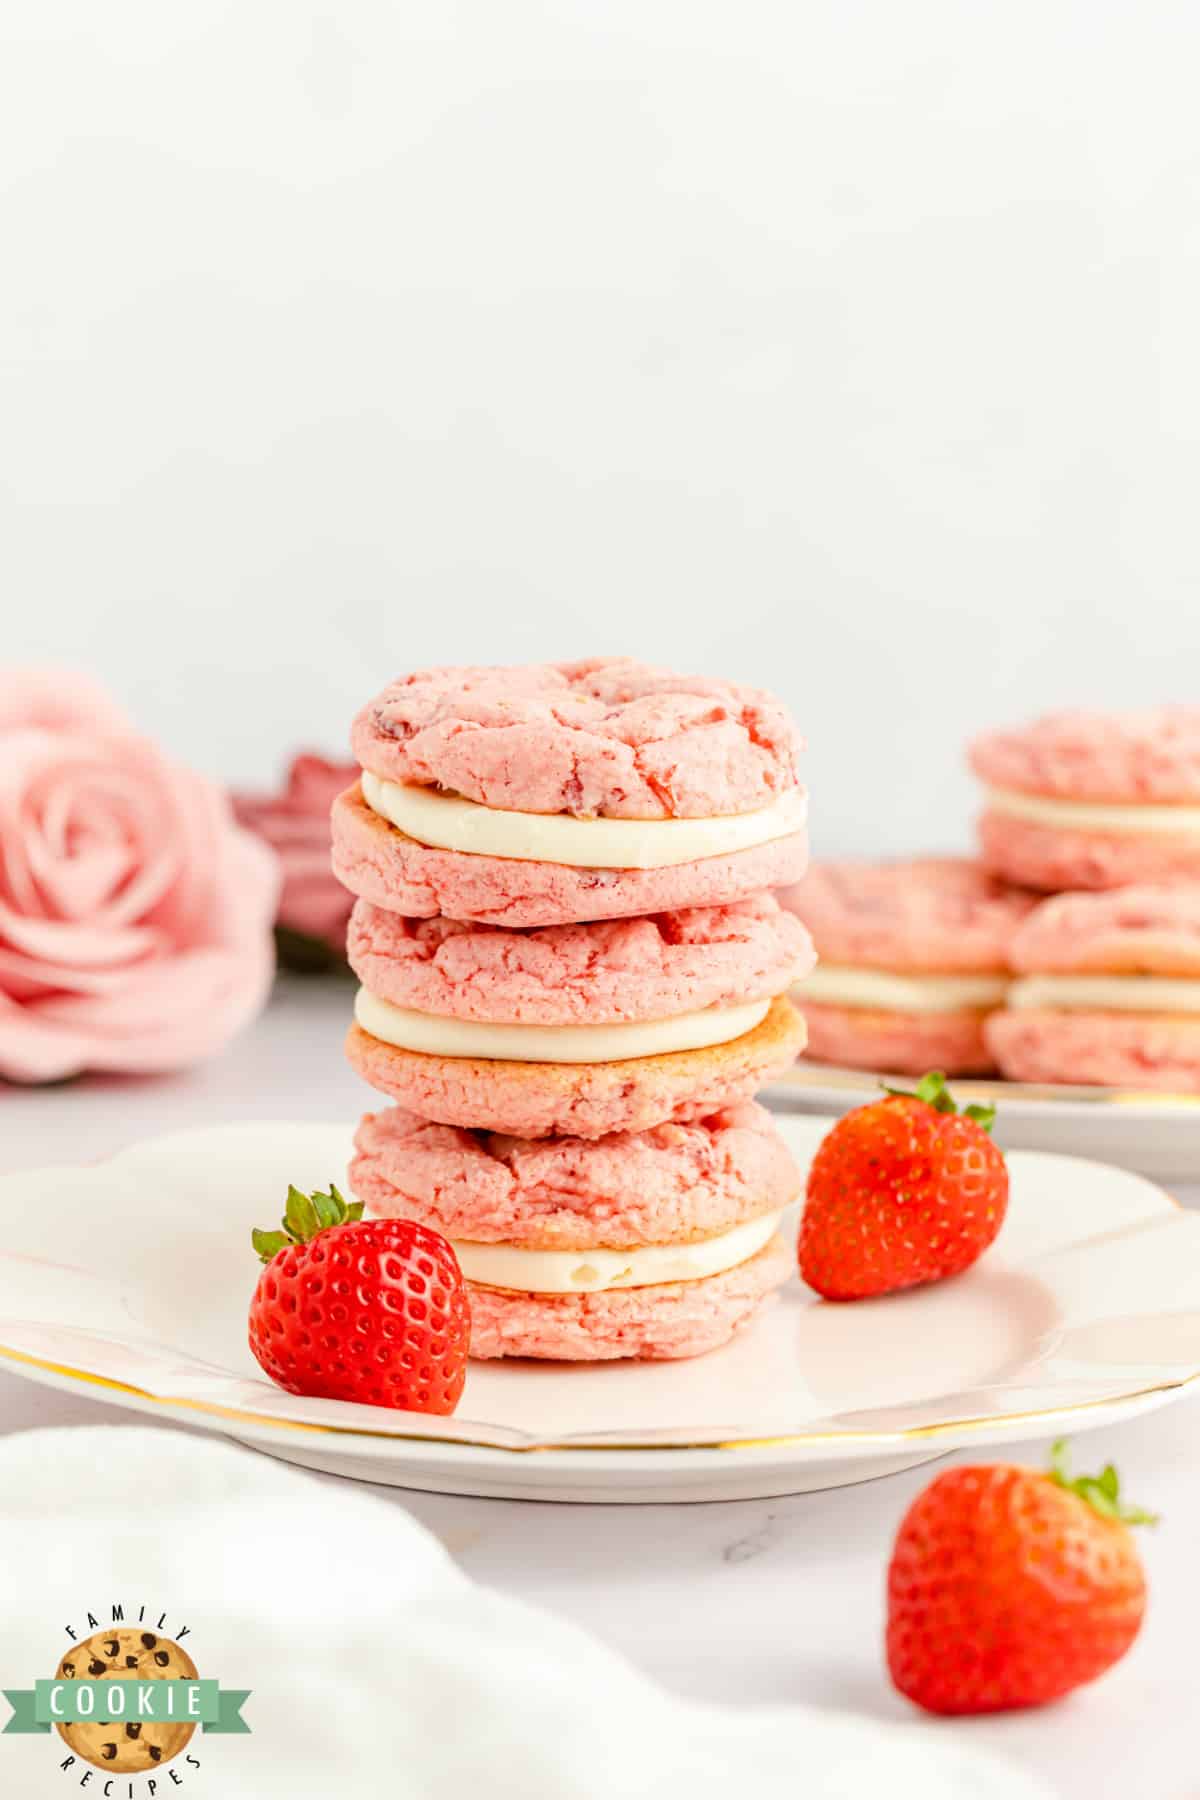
[248,1182,471,1415]
[887,1439,1154,1714]
[798,1069,1008,1299]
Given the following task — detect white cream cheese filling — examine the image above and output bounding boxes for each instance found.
[360,769,806,869]
[449,1208,785,1293]
[1008,973,1200,1014]
[795,965,1010,1015]
[354,986,770,1063]
[984,785,1200,841]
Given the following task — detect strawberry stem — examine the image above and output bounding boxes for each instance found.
[881,1070,997,1134]
[252,1182,364,1264]
[1048,1438,1158,1526]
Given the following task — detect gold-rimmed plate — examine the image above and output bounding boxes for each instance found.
[1,1119,1198,1502]
[770,1063,1200,1183]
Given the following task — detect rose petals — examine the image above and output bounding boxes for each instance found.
[233,752,356,957]
[0,670,279,1081]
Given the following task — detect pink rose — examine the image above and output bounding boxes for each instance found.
[233,754,357,963]
[0,670,279,1082]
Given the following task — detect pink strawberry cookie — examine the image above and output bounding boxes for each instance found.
[463,1235,792,1362]
[346,893,812,1025]
[350,1100,799,1250]
[345,994,806,1138]
[350,1097,800,1364]
[351,658,801,820]
[333,658,808,929]
[970,708,1200,891]
[781,858,1036,1076]
[986,884,1200,1090]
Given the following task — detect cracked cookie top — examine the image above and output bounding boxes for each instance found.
[970,707,1200,801]
[349,658,803,819]
[351,1100,799,1249]
[346,893,813,1023]
[1008,883,1200,976]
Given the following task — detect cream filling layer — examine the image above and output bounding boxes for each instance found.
[360,769,807,869]
[354,986,770,1063]
[450,1210,785,1293]
[985,785,1200,841]
[1008,974,1200,1014]
[795,965,1010,1015]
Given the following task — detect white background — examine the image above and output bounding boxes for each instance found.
[3,1,1198,856]
[4,22,1199,1793]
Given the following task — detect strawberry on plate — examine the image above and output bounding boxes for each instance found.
[798,1069,1008,1300]
[248,1182,471,1415]
[887,1439,1155,1714]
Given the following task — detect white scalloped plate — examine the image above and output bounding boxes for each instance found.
[0,1118,1198,1502]
[770,1062,1200,1182]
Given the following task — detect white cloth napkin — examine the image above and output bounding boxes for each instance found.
[0,1426,1052,1800]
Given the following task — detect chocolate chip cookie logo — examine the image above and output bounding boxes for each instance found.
[3,1608,250,1792]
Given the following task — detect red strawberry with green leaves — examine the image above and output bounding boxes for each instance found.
[888,1439,1154,1713]
[798,1069,1008,1299]
[248,1182,470,1415]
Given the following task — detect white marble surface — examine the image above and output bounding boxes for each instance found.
[3,978,1196,1799]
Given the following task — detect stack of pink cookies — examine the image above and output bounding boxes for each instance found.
[331,660,814,1359]
[969,707,1200,1090]
[778,707,1200,1092]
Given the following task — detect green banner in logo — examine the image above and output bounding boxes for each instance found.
[203,1688,252,1735]
[2,1691,47,1736]
[4,1682,250,1734]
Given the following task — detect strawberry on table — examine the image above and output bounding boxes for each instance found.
[887,1440,1154,1714]
[248,1182,471,1415]
[798,1069,1008,1300]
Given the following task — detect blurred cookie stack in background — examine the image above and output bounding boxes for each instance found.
[970,708,1200,1090]
[784,707,1200,1093]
